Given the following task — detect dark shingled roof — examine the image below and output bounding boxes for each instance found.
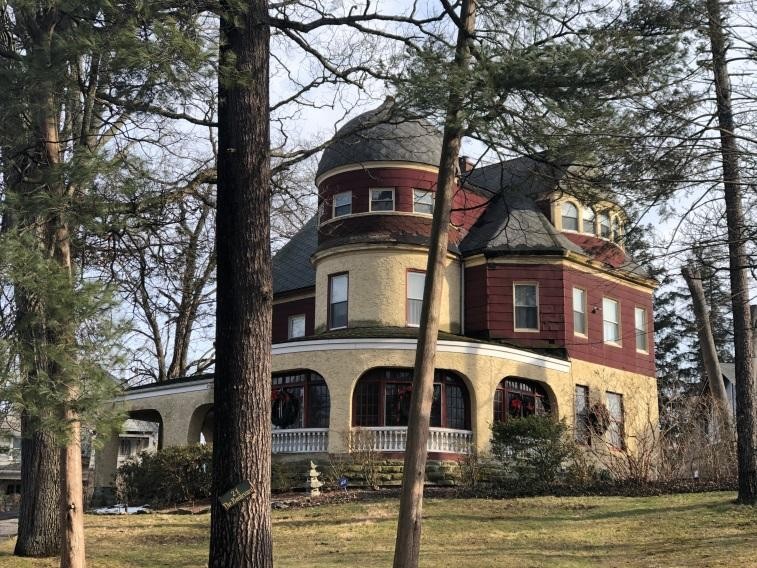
[464,154,572,197]
[460,192,584,255]
[272,216,318,295]
[316,99,443,178]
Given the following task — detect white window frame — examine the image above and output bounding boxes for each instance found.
[634,306,648,353]
[287,314,306,339]
[332,191,352,218]
[406,270,425,327]
[412,189,434,215]
[573,287,587,337]
[328,273,349,330]
[561,201,579,232]
[369,187,395,212]
[602,297,621,346]
[513,282,540,332]
[599,211,611,239]
[582,207,596,235]
[606,391,625,449]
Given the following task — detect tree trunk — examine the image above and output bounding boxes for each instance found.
[14,413,61,558]
[393,3,476,567]
[681,264,730,407]
[705,0,757,504]
[209,0,273,566]
[60,400,85,568]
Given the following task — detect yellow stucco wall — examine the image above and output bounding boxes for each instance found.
[271,343,658,455]
[312,245,461,333]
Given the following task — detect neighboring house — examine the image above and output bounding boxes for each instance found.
[95,100,659,496]
[116,419,160,467]
[0,415,22,496]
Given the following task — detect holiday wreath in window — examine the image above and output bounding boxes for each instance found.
[272,388,300,428]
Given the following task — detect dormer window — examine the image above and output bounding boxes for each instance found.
[582,207,595,234]
[561,202,579,231]
[599,211,611,239]
[370,188,395,211]
[612,215,622,243]
[333,191,352,217]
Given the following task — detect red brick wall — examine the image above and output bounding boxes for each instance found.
[272,296,315,343]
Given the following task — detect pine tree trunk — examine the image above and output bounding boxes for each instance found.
[209,0,273,565]
[705,0,757,504]
[393,3,476,567]
[14,413,61,558]
[60,401,85,568]
[681,264,730,408]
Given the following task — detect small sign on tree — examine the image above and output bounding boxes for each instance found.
[219,481,254,511]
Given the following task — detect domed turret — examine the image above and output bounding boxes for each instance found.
[316,98,443,180]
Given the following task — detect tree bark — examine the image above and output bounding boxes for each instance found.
[705,0,757,504]
[681,264,730,407]
[209,0,273,566]
[14,413,61,558]
[393,2,476,567]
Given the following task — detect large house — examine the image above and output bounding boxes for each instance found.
[268,100,658,458]
[93,101,658,497]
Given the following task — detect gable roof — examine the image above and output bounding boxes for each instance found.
[272,216,318,295]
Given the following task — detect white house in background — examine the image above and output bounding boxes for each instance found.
[117,419,160,467]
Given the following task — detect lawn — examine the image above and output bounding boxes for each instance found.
[1,492,755,567]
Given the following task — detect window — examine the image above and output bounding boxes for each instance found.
[288,314,306,339]
[494,379,550,423]
[272,371,330,429]
[634,307,648,352]
[514,283,539,331]
[352,368,469,429]
[612,215,621,242]
[602,297,621,344]
[575,385,590,445]
[573,287,587,336]
[561,202,579,231]
[599,211,611,238]
[606,392,625,449]
[582,207,596,234]
[333,191,352,217]
[328,273,348,329]
[370,188,394,211]
[406,271,425,327]
[413,189,434,214]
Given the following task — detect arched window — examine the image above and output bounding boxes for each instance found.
[582,207,596,234]
[272,370,330,430]
[599,211,611,239]
[561,202,579,231]
[353,368,469,430]
[493,379,551,422]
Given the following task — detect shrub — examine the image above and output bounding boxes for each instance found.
[491,416,578,488]
[116,445,212,507]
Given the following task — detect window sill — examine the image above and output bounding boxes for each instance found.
[514,328,540,333]
[604,340,623,348]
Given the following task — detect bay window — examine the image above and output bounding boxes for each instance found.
[514,283,539,331]
[370,188,395,211]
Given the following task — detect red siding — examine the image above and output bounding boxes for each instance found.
[466,262,655,375]
[272,296,315,343]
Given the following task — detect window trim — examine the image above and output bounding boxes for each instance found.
[406,269,426,328]
[560,201,580,232]
[332,191,352,218]
[287,314,307,340]
[327,272,349,330]
[513,282,540,332]
[634,306,649,353]
[602,296,622,347]
[412,188,434,215]
[572,286,588,338]
[369,187,395,212]
[606,391,625,450]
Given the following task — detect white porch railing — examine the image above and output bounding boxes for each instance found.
[272,428,329,453]
[354,427,473,454]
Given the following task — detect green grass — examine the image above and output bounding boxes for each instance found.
[1,492,756,567]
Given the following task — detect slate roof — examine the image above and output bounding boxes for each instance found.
[459,191,585,256]
[316,98,443,178]
[272,215,318,295]
[464,154,573,197]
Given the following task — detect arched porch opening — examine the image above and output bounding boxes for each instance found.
[119,409,162,466]
[493,378,556,423]
[351,367,472,454]
[187,404,214,445]
[271,369,330,453]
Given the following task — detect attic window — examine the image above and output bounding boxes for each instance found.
[599,211,611,239]
[582,207,596,234]
[561,202,579,231]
